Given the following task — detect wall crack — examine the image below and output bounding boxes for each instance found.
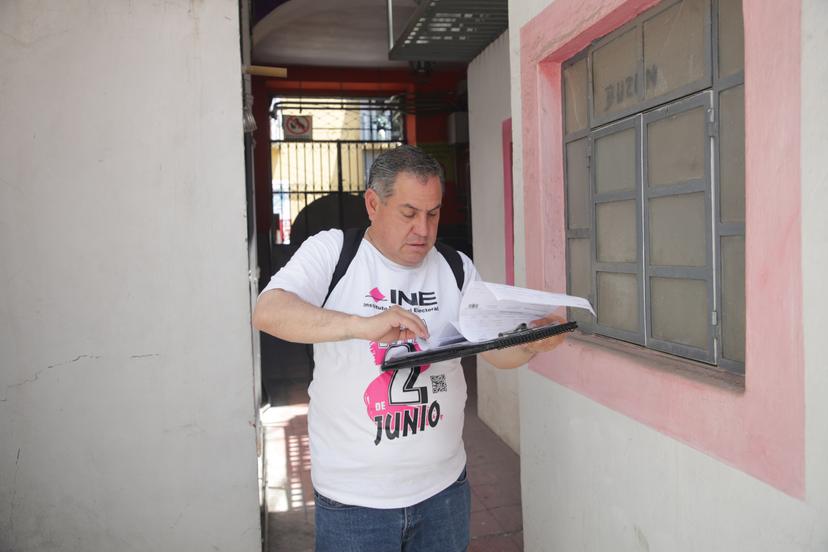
[1,354,101,402]
[8,448,20,540]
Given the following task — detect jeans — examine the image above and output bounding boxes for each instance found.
[313,468,471,552]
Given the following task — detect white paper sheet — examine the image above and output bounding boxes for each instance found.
[425,321,467,348]
[455,281,595,343]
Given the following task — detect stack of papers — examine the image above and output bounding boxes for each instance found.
[427,281,595,347]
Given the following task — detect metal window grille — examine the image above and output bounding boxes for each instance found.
[562,0,745,372]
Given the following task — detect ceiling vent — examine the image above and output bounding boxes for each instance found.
[388,0,507,63]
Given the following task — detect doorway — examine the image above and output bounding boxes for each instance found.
[262,96,405,405]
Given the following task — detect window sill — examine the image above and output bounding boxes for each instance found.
[567,331,745,392]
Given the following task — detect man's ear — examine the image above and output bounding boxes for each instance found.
[364,189,380,221]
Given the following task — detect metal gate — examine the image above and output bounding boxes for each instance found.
[269,97,405,246]
[270,141,401,244]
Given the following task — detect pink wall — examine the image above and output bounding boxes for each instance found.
[502,118,515,286]
[520,0,804,497]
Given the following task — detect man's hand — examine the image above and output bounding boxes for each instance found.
[522,314,568,354]
[353,305,429,343]
[480,312,569,369]
[253,290,429,345]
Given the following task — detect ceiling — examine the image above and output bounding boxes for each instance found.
[252,0,422,68]
[251,0,508,68]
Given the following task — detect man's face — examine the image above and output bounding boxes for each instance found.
[364,171,442,267]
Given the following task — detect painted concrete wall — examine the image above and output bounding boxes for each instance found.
[0,2,261,551]
[508,0,828,550]
[467,32,521,453]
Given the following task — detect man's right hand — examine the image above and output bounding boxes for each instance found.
[352,305,429,343]
[254,289,429,345]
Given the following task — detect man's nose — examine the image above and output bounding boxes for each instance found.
[413,213,429,236]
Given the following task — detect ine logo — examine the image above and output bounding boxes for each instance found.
[365,288,438,308]
[366,287,387,303]
[389,290,437,307]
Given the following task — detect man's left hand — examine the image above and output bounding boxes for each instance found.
[522,314,569,354]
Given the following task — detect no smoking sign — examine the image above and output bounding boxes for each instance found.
[282,115,313,141]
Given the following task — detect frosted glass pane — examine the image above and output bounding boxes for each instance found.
[595,128,636,194]
[651,277,708,349]
[718,0,744,78]
[568,238,591,298]
[597,272,639,332]
[648,192,707,267]
[643,0,707,99]
[720,85,745,223]
[721,236,745,362]
[566,138,590,229]
[593,28,641,119]
[568,238,592,324]
[565,57,589,133]
[648,106,706,187]
[596,200,637,263]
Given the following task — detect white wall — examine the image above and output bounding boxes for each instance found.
[507,0,549,289]
[510,0,828,550]
[467,32,521,453]
[0,2,261,551]
[800,0,828,545]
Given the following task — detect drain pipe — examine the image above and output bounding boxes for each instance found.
[387,0,395,52]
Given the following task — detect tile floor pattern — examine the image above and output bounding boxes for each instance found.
[262,360,523,551]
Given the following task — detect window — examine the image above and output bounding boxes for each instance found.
[563,0,744,372]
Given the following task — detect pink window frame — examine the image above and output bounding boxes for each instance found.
[519,0,804,497]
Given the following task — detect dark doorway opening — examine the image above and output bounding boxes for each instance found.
[262,96,405,405]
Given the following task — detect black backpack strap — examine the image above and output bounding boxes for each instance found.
[434,241,465,291]
[322,227,367,307]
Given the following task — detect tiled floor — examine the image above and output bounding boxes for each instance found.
[261,358,523,551]
[462,359,524,552]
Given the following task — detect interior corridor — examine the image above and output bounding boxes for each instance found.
[261,357,525,552]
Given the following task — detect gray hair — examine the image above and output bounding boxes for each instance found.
[367,145,445,201]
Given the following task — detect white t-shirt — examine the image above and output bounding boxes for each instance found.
[261,229,480,509]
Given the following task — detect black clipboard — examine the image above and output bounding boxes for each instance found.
[380,321,578,371]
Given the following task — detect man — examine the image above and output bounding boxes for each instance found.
[253,145,566,551]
